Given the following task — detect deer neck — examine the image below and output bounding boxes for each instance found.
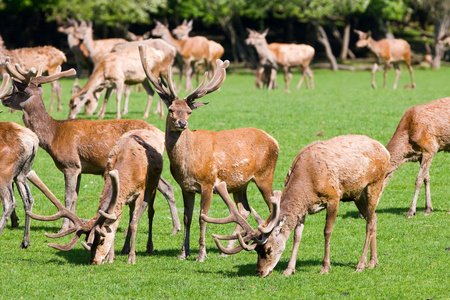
[254,40,277,66]
[160,30,184,53]
[82,29,96,63]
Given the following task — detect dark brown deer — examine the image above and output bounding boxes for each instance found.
[0,60,180,234]
[140,45,279,262]
[354,30,415,89]
[203,135,390,276]
[384,97,450,217]
[0,79,39,248]
[27,129,165,264]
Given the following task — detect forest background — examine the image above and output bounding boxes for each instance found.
[0,0,449,73]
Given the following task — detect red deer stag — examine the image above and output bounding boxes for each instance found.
[354,30,415,89]
[151,21,210,91]
[68,45,164,120]
[0,60,181,235]
[0,79,39,248]
[245,28,315,92]
[0,35,67,112]
[384,97,450,217]
[27,129,165,264]
[203,135,390,277]
[140,45,279,262]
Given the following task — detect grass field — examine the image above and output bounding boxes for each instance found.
[0,65,449,299]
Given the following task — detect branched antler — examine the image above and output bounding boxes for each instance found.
[0,73,12,98]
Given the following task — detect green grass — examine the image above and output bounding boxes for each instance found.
[1,66,449,299]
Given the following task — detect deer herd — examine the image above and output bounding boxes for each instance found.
[0,19,448,278]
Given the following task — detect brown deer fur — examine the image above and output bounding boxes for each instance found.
[384,97,450,217]
[140,46,279,262]
[0,62,180,234]
[203,135,390,277]
[354,30,415,89]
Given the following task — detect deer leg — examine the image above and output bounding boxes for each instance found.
[72,78,81,95]
[0,182,17,236]
[408,153,434,217]
[283,217,305,276]
[197,187,213,262]
[114,82,125,120]
[383,62,389,89]
[145,189,157,255]
[179,190,195,260]
[320,199,339,274]
[407,63,415,88]
[307,67,314,89]
[61,169,81,231]
[268,68,277,90]
[296,68,305,90]
[157,176,181,235]
[10,208,19,228]
[97,88,113,119]
[283,66,292,93]
[371,63,378,89]
[141,80,154,119]
[393,63,401,89]
[184,61,194,91]
[121,197,145,255]
[126,201,139,264]
[14,173,34,249]
[122,85,132,115]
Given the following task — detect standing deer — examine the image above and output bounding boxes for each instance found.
[0,61,180,235]
[245,28,315,92]
[57,19,94,93]
[384,97,450,217]
[0,35,67,112]
[354,30,415,89]
[68,45,164,120]
[151,21,210,91]
[140,45,279,262]
[27,129,165,264]
[0,80,39,248]
[203,135,390,277]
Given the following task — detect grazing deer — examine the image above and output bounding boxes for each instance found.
[151,21,210,91]
[0,35,67,112]
[203,135,390,277]
[0,84,39,248]
[68,45,164,120]
[27,129,165,264]
[0,61,181,234]
[354,30,415,89]
[245,28,315,92]
[384,97,450,217]
[140,45,279,262]
[57,19,94,93]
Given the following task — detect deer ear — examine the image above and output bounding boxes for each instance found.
[262,28,269,37]
[367,31,372,37]
[190,102,208,109]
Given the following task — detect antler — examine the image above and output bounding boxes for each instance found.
[139,44,178,104]
[26,170,95,251]
[0,73,12,99]
[184,59,230,105]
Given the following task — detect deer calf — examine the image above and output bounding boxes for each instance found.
[203,135,390,276]
[384,97,450,217]
[354,30,415,89]
[27,129,165,264]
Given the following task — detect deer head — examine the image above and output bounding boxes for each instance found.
[0,58,76,110]
[354,30,372,48]
[172,19,193,40]
[26,170,122,264]
[201,182,286,277]
[139,44,229,131]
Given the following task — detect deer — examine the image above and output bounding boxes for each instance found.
[0,35,67,113]
[27,128,166,264]
[139,45,280,262]
[68,44,164,120]
[203,135,390,277]
[383,97,450,218]
[354,30,415,89]
[245,28,315,93]
[151,21,210,92]
[0,80,39,248]
[57,19,94,94]
[0,60,181,236]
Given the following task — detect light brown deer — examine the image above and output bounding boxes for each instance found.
[140,45,279,262]
[354,30,415,89]
[27,129,165,264]
[203,135,390,277]
[384,97,450,217]
[0,61,180,234]
[68,45,164,120]
[245,28,315,92]
[57,19,93,93]
[0,35,67,112]
[151,21,210,91]
[0,81,39,248]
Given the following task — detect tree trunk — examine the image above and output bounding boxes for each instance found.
[331,23,355,60]
[432,15,450,69]
[316,24,338,71]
